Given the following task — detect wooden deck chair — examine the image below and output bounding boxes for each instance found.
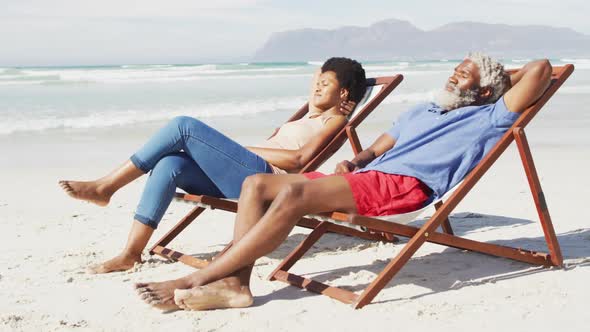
[149,75,404,268]
[267,64,574,309]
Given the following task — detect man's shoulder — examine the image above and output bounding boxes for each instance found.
[457,97,507,113]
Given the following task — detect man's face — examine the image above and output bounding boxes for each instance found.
[446,59,481,93]
[434,59,482,110]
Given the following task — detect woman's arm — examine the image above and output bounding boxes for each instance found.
[246,115,348,172]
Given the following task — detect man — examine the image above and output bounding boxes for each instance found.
[135,53,553,311]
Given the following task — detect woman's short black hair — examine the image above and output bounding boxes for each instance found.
[321,57,367,103]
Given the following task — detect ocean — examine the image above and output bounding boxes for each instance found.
[1,58,589,140]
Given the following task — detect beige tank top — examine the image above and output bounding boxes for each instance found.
[258,112,336,174]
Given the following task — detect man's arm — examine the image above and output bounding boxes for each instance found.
[503,59,552,114]
[335,133,396,174]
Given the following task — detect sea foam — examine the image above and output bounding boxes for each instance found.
[0,96,308,135]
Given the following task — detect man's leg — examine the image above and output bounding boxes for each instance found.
[136,173,311,310]
[140,175,358,311]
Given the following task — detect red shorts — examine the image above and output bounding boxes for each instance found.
[304,171,432,216]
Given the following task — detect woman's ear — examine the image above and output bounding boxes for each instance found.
[340,88,350,101]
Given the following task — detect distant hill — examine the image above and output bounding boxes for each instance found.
[253,19,590,61]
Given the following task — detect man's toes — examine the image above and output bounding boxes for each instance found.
[174,288,198,310]
[177,301,188,310]
[59,182,72,192]
[136,288,149,295]
[146,297,162,305]
[140,292,158,301]
[86,265,101,274]
[174,289,191,302]
[134,282,147,289]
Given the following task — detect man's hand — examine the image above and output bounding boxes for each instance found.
[504,59,552,114]
[339,100,357,117]
[335,160,358,174]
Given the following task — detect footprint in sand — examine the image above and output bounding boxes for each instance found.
[1,315,24,329]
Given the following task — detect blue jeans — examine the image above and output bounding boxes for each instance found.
[130,116,272,229]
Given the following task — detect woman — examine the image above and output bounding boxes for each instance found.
[59,57,367,274]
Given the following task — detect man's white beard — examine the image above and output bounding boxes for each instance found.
[434,85,478,111]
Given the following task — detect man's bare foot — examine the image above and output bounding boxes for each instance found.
[135,278,194,311]
[174,277,253,311]
[58,180,111,206]
[87,254,141,274]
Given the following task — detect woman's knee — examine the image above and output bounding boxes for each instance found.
[152,153,189,178]
[168,115,202,131]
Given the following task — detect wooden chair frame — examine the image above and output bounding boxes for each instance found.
[268,65,574,309]
[149,75,404,267]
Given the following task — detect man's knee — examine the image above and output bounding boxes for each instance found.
[241,174,269,196]
[275,182,307,209]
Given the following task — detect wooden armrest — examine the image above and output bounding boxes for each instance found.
[346,126,363,156]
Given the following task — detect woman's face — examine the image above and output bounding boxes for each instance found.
[312,71,347,110]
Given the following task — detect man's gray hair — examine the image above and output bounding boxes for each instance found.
[467,52,509,103]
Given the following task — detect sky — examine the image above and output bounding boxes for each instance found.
[1,0,589,66]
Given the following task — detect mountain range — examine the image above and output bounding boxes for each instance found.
[253,19,590,61]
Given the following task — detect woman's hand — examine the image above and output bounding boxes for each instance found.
[339,100,357,117]
[334,160,357,174]
[268,127,280,139]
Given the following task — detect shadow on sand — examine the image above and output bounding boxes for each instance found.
[253,213,590,306]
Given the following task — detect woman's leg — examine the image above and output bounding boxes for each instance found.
[87,220,154,274]
[131,115,271,198]
[88,153,224,275]
[59,160,143,206]
[60,115,268,205]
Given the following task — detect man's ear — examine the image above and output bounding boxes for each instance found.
[479,86,493,102]
[340,88,350,101]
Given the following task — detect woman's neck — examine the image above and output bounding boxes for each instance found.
[313,104,342,117]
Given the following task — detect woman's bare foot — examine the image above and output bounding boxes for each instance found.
[58,180,112,206]
[87,254,141,274]
[135,278,195,311]
[174,277,253,311]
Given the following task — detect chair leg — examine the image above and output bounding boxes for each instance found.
[269,221,331,280]
[149,206,206,255]
[354,211,451,309]
[297,217,398,242]
[514,128,563,267]
[435,201,454,235]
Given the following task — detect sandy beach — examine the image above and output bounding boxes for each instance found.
[1,81,589,332]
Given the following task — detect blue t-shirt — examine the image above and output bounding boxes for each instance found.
[359,97,520,200]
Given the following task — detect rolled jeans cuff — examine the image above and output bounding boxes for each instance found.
[130,154,151,173]
[134,213,158,229]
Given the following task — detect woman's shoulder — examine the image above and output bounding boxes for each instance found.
[320,113,347,125]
